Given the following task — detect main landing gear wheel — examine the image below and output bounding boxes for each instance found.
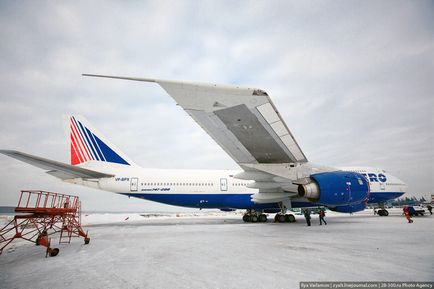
[259,214,267,223]
[378,209,389,216]
[242,212,268,223]
[243,214,250,222]
[275,214,296,223]
[286,214,296,223]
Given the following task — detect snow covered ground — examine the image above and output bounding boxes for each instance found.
[1,209,433,289]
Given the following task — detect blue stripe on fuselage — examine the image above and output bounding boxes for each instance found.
[120,191,404,209]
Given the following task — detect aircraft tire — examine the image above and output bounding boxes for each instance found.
[278,214,286,223]
[259,214,267,222]
[251,215,258,223]
[242,214,250,222]
[287,214,296,223]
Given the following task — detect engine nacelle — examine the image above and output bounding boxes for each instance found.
[298,171,369,206]
[329,202,367,213]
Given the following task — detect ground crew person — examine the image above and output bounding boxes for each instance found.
[427,204,433,215]
[319,208,327,225]
[403,206,413,223]
[304,209,311,226]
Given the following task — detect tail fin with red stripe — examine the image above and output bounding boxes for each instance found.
[69,116,134,166]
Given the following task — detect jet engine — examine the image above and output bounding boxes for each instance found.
[297,171,369,206]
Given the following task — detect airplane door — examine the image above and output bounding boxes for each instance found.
[130,177,138,192]
[345,177,352,202]
[220,178,228,191]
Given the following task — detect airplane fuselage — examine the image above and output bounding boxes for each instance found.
[68,163,407,211]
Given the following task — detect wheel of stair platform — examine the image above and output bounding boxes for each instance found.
[49,248,59,257]
[84,237,90,244]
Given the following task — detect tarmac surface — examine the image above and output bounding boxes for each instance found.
[1,209,433,289]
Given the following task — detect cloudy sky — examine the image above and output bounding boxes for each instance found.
[0,1,433,211]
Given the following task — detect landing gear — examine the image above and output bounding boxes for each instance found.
[259,214,267,223]
[242,214,250,222]
[376,202,389,216]
[377,209,389,216]
[251,215,258,223]
[273,200,296,223]
[286,214,296,223]
[242,210,268,223]
[274,213,296,223]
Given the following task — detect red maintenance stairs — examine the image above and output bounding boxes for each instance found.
[0,190,90,257]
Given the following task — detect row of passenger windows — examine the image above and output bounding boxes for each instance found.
[139,182,249,187]
[141,182,214,187]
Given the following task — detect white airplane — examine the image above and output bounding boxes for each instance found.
[0,74,407,222]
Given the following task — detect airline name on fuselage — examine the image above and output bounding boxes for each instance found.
[360,173,387,183]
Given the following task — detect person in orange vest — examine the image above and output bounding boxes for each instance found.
[403,206,413,223]
[319,208,327,225]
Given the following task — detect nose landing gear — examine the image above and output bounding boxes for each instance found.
[375,203,389,216]
[377,209,389,216]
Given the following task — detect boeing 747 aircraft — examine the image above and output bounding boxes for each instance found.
[0,75,407,222]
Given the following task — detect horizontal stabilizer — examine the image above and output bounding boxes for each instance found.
[0,150,114,180]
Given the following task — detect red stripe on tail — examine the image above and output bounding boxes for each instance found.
[70,140,81,165]
[70,117,91,161]
[70,124,86,164]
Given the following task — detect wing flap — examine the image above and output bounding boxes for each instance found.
[0,150,114,180]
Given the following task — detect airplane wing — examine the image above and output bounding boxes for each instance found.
[0,150,114,180]
[82,74,307,165]
[83,74,307,202]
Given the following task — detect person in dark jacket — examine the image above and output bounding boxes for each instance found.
[427,204,433,215]
[304,209,311,226]
[319,208,327,225]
